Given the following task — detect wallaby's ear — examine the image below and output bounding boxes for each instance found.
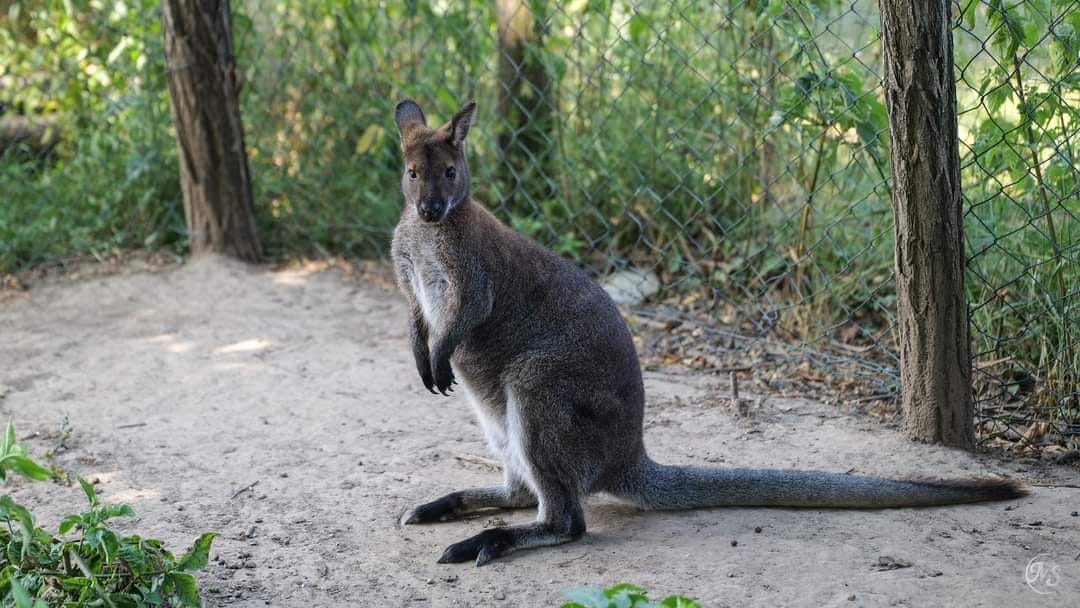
[395,100,427,144]
[449,101,477,148]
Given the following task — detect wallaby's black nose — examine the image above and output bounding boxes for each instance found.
[418,201,446,222]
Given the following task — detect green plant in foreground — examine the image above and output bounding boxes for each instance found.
[0,424,52,484]
[0,420,216,607]
[562,583,700,608]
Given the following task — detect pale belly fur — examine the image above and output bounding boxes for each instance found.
[409,262,449,334]
[458,378,543,513]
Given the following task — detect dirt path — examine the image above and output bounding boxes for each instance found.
[2,256,1077,607]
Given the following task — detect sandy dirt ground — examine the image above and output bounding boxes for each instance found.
[1,255,1078,607]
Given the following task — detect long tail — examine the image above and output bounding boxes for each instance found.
[616,459,1028,509]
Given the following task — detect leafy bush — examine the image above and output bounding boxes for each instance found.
[562,583,699,608]
[0,0,184,271]
[0,421,216,608]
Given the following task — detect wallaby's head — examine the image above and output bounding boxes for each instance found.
[394,99,477,224]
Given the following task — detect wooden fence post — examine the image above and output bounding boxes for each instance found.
[163,0,262,261]
[880,0,974,448]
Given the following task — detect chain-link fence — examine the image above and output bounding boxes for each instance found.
[1,0,1076,452]
[954,1,1079,451]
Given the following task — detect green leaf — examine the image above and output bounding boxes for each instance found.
[9,575,35,608]
[435,87,458,113]
[178,532,218,571]
[59,514,82,535]
[165,572,200,608]
[78,476,100,507]
[795,72,819,96]
[989,0,1026,57]
[588,0,612,17]
[80,502,136,528]
[564,588,613,606]
[354,124,384,156]
[85,527,120,562]
[140,587,163,604]
[2,455,52,481]
[3,419,15,455]
[628,14,649,48]
[985,82,1012,116]
[7,3,20,38]
[606,584,646,598]
[1,496,37,561]
[659,597,700,608]
[101,503,136,520]
[962,0,977,30]
[70,550,119,608]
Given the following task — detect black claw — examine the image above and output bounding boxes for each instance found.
[475,547,496,567]
[431,353,455,395]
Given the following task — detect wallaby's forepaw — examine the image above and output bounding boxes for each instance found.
[401,495,460,525]
[431,354,456,396]
[417,361,436,394]
[437,529,512,566]
[413,347,436,394]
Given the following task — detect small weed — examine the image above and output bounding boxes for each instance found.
[0,419,216,607]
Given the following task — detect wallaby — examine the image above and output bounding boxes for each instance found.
[389,99,1027,566]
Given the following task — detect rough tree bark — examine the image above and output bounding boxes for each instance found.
[495,0,555,210]
[879,1,973,448]
[162,0,261,261]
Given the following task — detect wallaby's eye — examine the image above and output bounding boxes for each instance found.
[407,169,418,180]
[446,166,456,181]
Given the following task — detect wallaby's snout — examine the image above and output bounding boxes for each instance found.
[394,99,478,225]
[418,196,447,223]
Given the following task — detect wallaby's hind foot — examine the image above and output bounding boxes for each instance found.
[437,493,586,566]
[401,482,538,525]
[437,519,585,566]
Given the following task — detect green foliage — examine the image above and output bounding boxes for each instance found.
[956,0,1080,415]
[0,420,216,607]
[0,422,51,483]
[0,0,184,271]
[562,583,699,608]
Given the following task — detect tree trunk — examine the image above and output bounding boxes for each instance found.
[879,0,973,448]
[162,0,261,261]
[495,0,555,211]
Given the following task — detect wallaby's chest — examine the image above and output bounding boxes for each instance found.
[402,247,451,333]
